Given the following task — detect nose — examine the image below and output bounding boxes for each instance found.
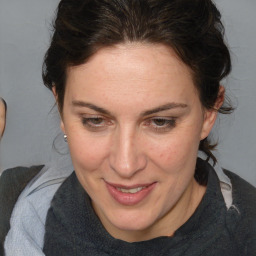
[109,127,147,178]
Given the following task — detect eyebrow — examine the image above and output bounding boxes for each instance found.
[72,100,188,117]
[72,101,112,115]
[140,102,188,116]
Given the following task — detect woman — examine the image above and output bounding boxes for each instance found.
[2,0,256,255]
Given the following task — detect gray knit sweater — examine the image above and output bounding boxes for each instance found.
[43,160,256,256]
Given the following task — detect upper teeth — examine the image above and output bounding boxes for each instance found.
[117,186,146,193]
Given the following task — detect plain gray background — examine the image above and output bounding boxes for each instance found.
[0,0,256,185]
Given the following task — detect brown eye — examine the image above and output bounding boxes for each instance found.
[152,118,170,126]
[82,117,104,127]
[81,116,114,132]
[145,117,176,133]
[89,118,104,125]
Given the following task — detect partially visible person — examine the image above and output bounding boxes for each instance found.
[0,98,6,139]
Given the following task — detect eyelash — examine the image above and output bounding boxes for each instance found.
[81,116,176,133]
[81,116,108,131]
[144,118,176,132]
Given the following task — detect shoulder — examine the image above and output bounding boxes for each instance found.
[3,163,73,255]
[0,165,44,193]
[224,170,256,255]
[0,166,44,232]
[0,165,45,218]
[0,165,44,255]
[4,182,62,255]
[224,170,256,214]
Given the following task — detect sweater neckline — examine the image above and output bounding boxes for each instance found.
[47,159,226,255]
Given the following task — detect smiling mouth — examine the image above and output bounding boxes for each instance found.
[116,186,148,194]
[105,182,156,206]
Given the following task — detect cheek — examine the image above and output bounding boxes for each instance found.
[67,131,109,171]
[148,129,200,171]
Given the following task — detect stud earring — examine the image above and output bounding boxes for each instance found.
[64,134,68,142]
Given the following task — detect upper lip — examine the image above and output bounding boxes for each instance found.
[105,181,156,189]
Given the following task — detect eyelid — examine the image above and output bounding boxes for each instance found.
[79,113,115,121]
[150,116,176,120]
[145,116,177,122]
[80,114,114,131]
[150,117,177,125]
[84,117,104,125]
[143,116,177,132]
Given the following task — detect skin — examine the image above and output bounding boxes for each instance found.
[0,98,6,139]
[56,43,223,242]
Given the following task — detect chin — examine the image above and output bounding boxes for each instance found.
[107,207,159,232]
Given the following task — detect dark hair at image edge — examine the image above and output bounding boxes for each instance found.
[42,0,233,165]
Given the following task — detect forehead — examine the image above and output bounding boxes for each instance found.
[65,43,198,109]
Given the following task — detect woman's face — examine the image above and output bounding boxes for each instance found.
[60,43,217,241]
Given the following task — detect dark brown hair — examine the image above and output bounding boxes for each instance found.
[42,0,233,163]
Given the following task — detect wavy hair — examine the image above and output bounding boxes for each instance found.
[43,0,233,163]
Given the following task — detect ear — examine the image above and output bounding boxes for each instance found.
[52,86,66,134]
[52,86,58,101]
[60,119,66,134]
[200,86,225,140]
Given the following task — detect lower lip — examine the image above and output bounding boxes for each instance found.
[105,182,156,206]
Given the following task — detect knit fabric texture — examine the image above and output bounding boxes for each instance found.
[43,160,256,256]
